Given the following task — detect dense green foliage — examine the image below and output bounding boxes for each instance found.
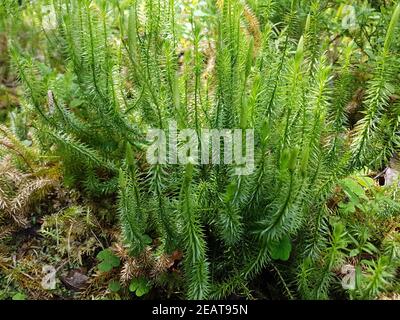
[1,0,400,300]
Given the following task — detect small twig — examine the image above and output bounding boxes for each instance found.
[272,263,294,300]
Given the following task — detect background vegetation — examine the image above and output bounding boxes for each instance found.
[0,0,400,300]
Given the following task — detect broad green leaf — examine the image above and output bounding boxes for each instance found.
[341,178,367,202]
[98,261,113,272]
[97,249,120,272]
[354,176,375,188]
[70,98,84,108]
[108,280,122,293]
[269,235,292,261]
[142,234,152,245]
[349,249,359,257]
[129,277,151,297]
[12,293,26,300]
